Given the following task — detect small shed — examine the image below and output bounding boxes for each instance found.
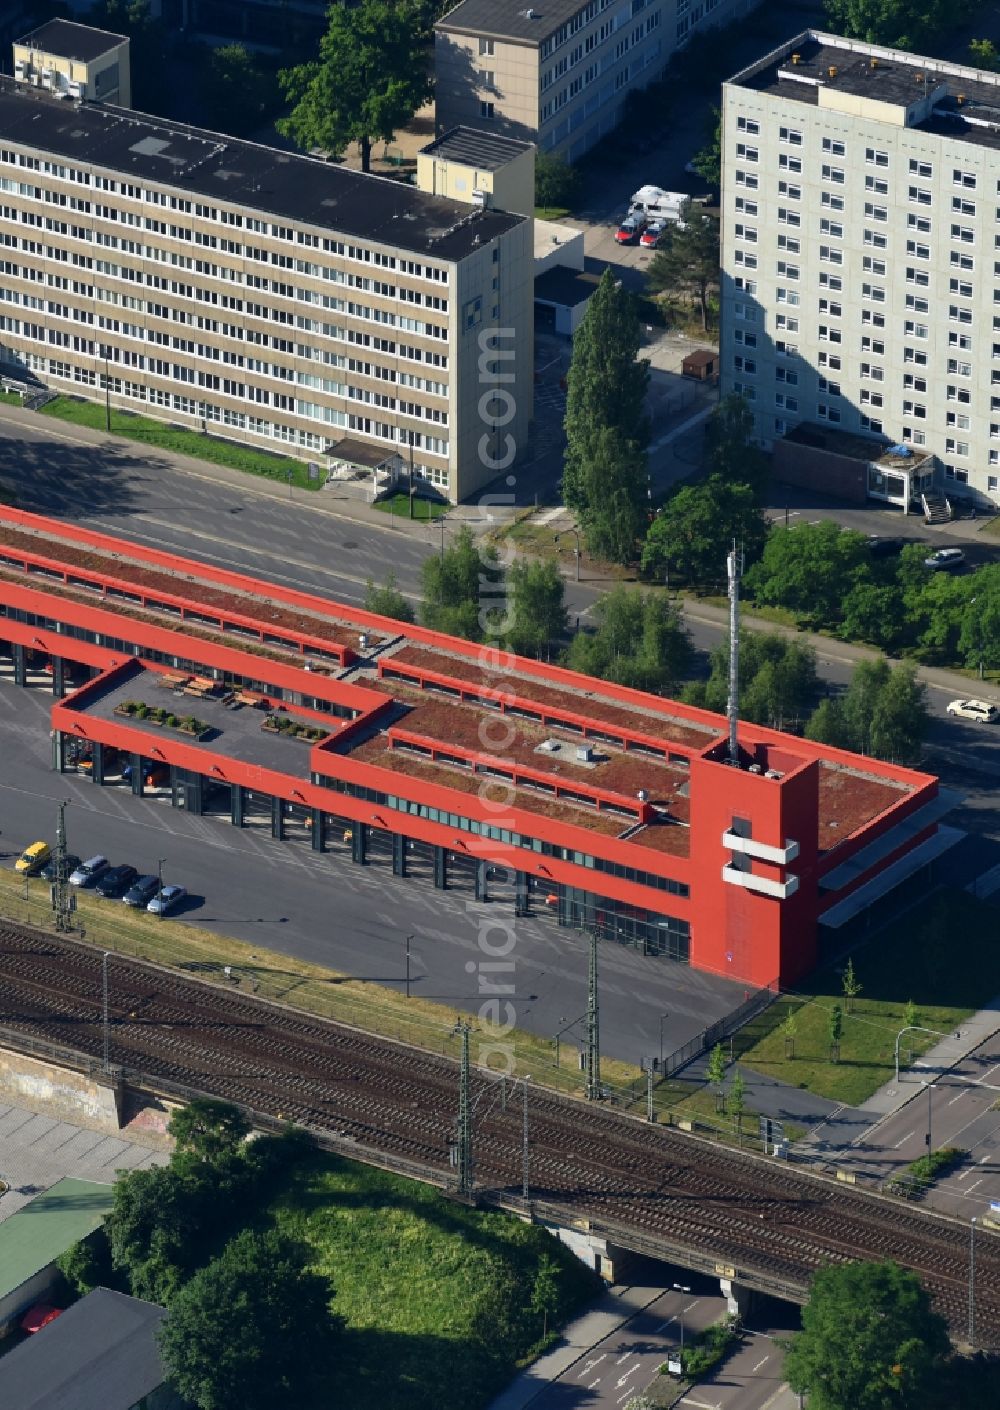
[681,349,718,382]
[0,1177,114,1335]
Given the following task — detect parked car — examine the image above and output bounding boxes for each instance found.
[95,864,139,898]
[924,547,966,571]
[15,841,51,875]
[123,874,161,908]
[868,535,905,558]
[147,884,186,915]
[20,1304,63,1334]
[947,698,998,722]
[69,855,110,887]
[615,214,646,244]
[39,853,81,882]
[639,219,668,249]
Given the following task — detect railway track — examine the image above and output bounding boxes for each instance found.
[0,921,997,1341]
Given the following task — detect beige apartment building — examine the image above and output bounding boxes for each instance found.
[435,0,756,161]
[721,31,1000,512]
[0,77,534,503]
[13,18,130,107]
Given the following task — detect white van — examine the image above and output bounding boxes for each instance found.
[628,185,688,222]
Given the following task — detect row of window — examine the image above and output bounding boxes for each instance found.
[734,122,981,187]
[0,149,449,281]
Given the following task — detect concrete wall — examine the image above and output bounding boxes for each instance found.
[772,437,868,504]
[0,1048,123,1132]
[0,1265,57,1337]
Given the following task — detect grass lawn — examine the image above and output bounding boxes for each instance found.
[374,491,448,521]
[0,389,25,407]
[734,890,998,1107]
[38,396,319,490]
[1,869,642,1100]
[535,205,572,221]
[273,1149,600,1409]
[500,516,632,581]
[981,515,1000,540]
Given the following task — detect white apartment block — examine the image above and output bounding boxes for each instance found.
[436,0,756,161]
[720,31,1000,511]
[0,77,534,503]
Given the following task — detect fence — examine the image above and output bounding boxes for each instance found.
[659,981,779,1079]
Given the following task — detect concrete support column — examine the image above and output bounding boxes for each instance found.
[433,845,447,890]
[515,870,529,917]
[187,774,203,816]
[392,832,406,876]
[557,886,570,927]
[271,796,284,840]
[130,754,144,797]
[91,742,104,787]
[12,643,26,687]
[51,656,65,698]
[352,823,367,866]
[719,1278,754,1321]
[475,859,488,903]
[311,809,325,853]
[231,783,244,828]
[52,730,66,773]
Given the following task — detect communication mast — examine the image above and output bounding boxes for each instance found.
[726,547,741,767]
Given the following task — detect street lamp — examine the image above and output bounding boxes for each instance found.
[555,529,581,582]
[101,346,111,432]
[405,932,414,998]
[156,857,166,921]
[659,1011,669,1069]
[672,1283,691,1351]
[924,1079,935,1153]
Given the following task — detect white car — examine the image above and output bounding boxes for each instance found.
[947,698,998,722]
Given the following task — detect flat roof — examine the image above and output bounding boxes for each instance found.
[437,0,583,45]
[421,125,534,168]
[0,1178,114,1300]
[731,30,1000,155]
[784,422,932,468]
[534,267,599,308]
[0,1288,166,1410]
[0,78,525,260]
[15,18,126,63]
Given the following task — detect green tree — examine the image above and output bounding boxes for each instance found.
[565,587,692,694]
[531,1253,561,1339]
[169,1098,250,1164]
[158,1229,338,1410]
[840,581,906,651]
[905,998,919,1030]
[645,199,720,331]
[277,0,432,173]
[88,0,169,114]
[970,37,1000,69]
[805,696,852,751]
[420,525,503,641]
[729,1067,746,1138]
[703,394,769,500]
[641,477,768,589]
[706,1040,727,1111]
[506,558,567,658]
[783,1009,798,1059]
[562,270,650,556]
[107,1164,203,1304]
[683,633,817,732]
[957,569,1000,675]
[58,1227,120,1297]
[691,106,721,187]
[841,957,862,1016]
[535,152,581,211]
[364,570,416,623]
[828,1004,843,1062]
[200,44,273,137]
[746,521,871,629]
[869,660,928,764]
[783,1260,950,1410]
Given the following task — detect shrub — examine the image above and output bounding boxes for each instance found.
[135,703,148,719]
[166,714,178,728]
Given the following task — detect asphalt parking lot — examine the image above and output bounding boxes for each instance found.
[0,682,744,1068]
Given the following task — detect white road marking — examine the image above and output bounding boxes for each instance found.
[893,1130,915,1148]
[752,1354,771,1373]
[949,1090,969,1105]
[965,1178,983,1195]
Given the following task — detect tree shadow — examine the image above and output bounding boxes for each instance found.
[0,432,158,522]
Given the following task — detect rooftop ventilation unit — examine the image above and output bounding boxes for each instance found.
[749,764,763,775]
[576,744,594,763]
[765,769,783,780]
[791,51,801,64]
[827,65,838,79]
[637,788,649,802]
[538,739,560,753]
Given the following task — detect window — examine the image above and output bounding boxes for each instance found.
[735,170,758,189]
[903,373,927,391]
[775,286,799,305]
[904,427,927,446]
[904,347,928,365]
[736,143,758,162]
[479,36,494,54]
[952,251,975,270]
[818,376,841,395]
[779,126,803,145]
[947,413,971,430]
[908,213,932,233]
[865,202,888,221]
[862,337,885,355]
[818,402,842,421]
[737,116,759,134]
[908,187,932,206]
[775,367,798,384]
[954,168,977,189]
[818,324,841,344]
[946,438,970,457]
[864,229,888,249]
[820,218,843,238]
[949,304,973,324]
[819,351,841,369]
[905,265,929,286]
[865,175,889,195]
[861,415,883,433]
[861,362,884,381]
[950,278,974,298]
[776,260,798,278]
[819,244,843,265]
[951,331,973,350]
[905,293,928,312]
[909,158,933,178]
[777,182,801,200]
[952,196,977,216]
[906,241,930,261]
[774,394,798,411]
[479,101,494,119]
[866,147,889,167]
[860,389,883,406]
[819,272,843,291]
[823,137,845,155]
[947,359,972,376]
[778,207,800,227]
[778,154,802,173]
[822,165,845,184]
[951,224,975,244]
[904,321,928,339]
[733,355,756,373]
[903,400,927,418]
[735,197,758,216]
[734,223,757,243]
[733,329,757,347]
[821,192,845,211]
[777,233,800,252]
[947,383,971,404]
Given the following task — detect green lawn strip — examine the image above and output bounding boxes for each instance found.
[676,1318,742,1381]
[1,869,640,1100]
[535,205,572,221]
[373,491,448,520]
[980,516,1000,540]
[735,891,996,1107]
[885,1146,966,1199]
[37,395,318,490]
[0,389,25,407]
[272,1148,603,1409]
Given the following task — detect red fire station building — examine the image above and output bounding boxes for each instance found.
[0,506,955,988]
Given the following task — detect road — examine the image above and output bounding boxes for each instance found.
[0,682,743,1070]
[842,1030,1000,1221]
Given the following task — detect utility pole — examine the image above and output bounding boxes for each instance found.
[456,1023,472,1197]
[522,1074,530,1200]
[102,950,111,1073]
[157,857,166,921]
[647,1063,655,1123]
[405,933,413,998]
[969,1216,977,1351]
[586,928,601,1101]
[51,799,73,932]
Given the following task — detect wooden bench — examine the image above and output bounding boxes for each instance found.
[160,672,190,690]
[233,689,269,709]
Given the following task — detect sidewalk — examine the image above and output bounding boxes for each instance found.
[486,1283,669,1410]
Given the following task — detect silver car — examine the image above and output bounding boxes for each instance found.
[69,855,110,887]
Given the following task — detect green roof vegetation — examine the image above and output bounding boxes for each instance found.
[0,1177,115,1300]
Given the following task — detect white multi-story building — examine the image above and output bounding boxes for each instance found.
[721,30,1000,511]
[0,76,533,503]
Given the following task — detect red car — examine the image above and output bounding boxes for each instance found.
[615,214,646,244]
[640,219,668,248]
[20,1303,63,1334]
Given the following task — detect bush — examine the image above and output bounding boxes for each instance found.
[135,703,148,719]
